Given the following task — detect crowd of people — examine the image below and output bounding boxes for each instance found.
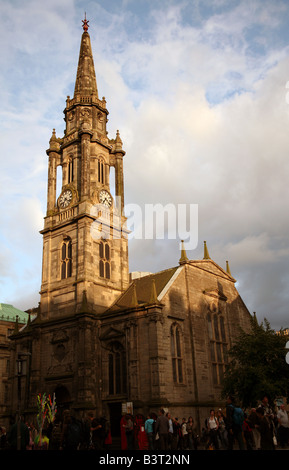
[0,395,288,451]
[146,396,289,451]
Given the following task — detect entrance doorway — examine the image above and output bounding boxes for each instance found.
[108,402,122,437]
[53,385,71,418]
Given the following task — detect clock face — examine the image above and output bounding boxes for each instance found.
[99,190,112,207]
[59,189,73,208]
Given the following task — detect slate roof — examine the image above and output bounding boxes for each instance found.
[105,266,181,313]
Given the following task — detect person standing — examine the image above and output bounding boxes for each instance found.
[123,414,134,450]
[242,412,254,450]
[181,417,188,449]
[225,396,245,450]
[277,404,289,448]
[255,407,274,450]
[258,395,276,448]
[206,410,219,450]
[7,416,29,450]
[248,408,261,450]
[171,417,181,450]
[155,409,169,450]
[217,410,228,449]
[186,416,196,450]
[145,414,155,450]
[166,412,173,449]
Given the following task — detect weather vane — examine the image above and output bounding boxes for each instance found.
[82,12,89,32]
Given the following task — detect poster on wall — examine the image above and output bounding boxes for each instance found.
[122,402,133,415]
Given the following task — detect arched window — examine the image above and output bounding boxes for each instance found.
[207,313,228,385]
[108,342,127,395]
[99,240,110,279]
[61,238,72,279]
[171,323,183,384]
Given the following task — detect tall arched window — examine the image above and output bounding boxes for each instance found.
[99,240,110,279]
[207,312,228,385]
[108,342,127,395]
[171,323,183,384]
[61,238,72,279]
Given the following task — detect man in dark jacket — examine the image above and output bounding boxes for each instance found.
[155,409,169,450]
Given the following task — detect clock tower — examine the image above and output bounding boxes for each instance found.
[40,18,129,320]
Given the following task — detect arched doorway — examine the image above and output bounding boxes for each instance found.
[53,385,71,418]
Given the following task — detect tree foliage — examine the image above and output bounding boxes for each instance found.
[221,314,289,408]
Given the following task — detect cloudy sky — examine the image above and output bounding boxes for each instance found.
[0,0,289,330]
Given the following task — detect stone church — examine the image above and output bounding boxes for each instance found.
[7,19,251,436]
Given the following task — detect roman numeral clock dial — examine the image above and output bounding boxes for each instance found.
[99,190,112,208]
[58,189,73,208]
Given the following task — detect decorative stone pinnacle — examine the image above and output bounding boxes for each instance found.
[179,240,189,264]
[203,240,210,260]
[115,130,123,150]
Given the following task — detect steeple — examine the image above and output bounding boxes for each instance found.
[74,16,98,99]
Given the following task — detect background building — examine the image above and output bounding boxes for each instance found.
[0,304,28,420]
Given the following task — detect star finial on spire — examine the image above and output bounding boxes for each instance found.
[82,13,89,32]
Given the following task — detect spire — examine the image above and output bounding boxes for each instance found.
[179,240,189,264]
[226,260,232,276]
[203,241,210,260]
[74,17,98,98]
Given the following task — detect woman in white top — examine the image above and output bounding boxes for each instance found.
[206,410,219,449]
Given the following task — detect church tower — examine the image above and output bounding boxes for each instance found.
[40,18,129,320]
[6,17,253,438]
